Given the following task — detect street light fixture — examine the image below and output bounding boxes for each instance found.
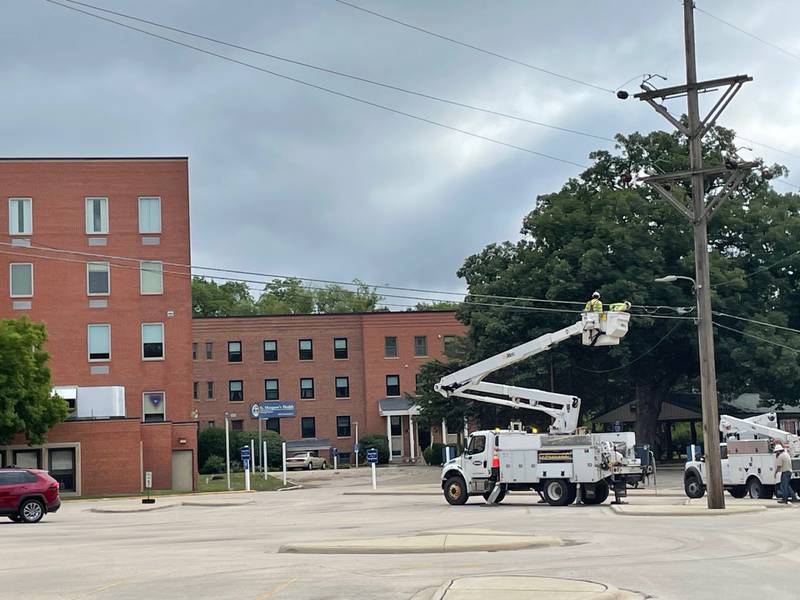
[654,275,696,288]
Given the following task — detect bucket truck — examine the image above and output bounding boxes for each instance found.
[684,413,800,499]
[435,311,647,507]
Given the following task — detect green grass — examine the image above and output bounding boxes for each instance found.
[197,471,287,492]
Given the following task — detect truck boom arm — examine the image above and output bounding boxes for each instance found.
[720,413,800,455]
[434,312,630,434]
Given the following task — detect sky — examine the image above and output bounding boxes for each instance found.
[2,0,799,304]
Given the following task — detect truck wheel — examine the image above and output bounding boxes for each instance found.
[728,486,747,498]
[580,481,610,505]
[684,474,705,499]
[444,476,469,505]
[747,477,765,499]
[483,488,506,504]
[542,479,571,506]
[761,485,775,500]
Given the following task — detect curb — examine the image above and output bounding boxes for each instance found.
[277,484,303,492]
[181,499,256,507]
[89,502,179,514]
[421,575,644,600]
[610,504,766,517]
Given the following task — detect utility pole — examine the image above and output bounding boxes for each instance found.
[632,1,756,509]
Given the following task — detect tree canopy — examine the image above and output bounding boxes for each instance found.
[435,126,799,448]
[192,277,383,316]
[0,318,67,445]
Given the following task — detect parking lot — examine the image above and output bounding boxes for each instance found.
[2,465,799,599]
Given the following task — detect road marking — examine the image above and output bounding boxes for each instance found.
[256,577,297,599]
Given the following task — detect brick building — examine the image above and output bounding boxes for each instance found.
[192,311,466,464]
[0,158,197,496]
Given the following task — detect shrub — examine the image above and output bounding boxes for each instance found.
[357,435,390,464]
[200,455,226,474]
[198,427,284,470]
[198,427,226,468]
[423,442,461,466]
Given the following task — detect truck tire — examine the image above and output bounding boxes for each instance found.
[542,479,571,506]
[444,476,469,505]
[746,477,773,499]
[684,473,705,499]
[728,486,747,498]
[580,481,610,505]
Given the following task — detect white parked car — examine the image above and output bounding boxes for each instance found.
[286,452,327,471]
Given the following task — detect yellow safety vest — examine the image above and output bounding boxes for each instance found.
[584,299,603,312]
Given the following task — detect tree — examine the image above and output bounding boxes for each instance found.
[314,279,381,313]
[192,278,258,317]
[412,301,460,311]
[0,318,67,445]
[256,278,315,314]
[455,125,800,448]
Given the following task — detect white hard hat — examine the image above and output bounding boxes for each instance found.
[774,444,785,452]
[592,291,601,298]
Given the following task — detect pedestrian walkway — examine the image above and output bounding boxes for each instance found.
[412,575,646,600]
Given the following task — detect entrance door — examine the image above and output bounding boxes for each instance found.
[171,451,193,491]
[464,433,491,483]
[390,416,403,458]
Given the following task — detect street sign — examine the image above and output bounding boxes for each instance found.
[331,447,339,457]
[250,401,297,419]
[354,442,360,454]
[144,471,152,489]
[240,446,251,461]
[366,448,378,464]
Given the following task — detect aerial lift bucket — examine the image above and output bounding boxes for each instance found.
[581,312,630,346]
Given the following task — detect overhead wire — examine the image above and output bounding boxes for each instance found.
[713,312,800,336]
[41,0,588,169]
[575,321,685,373]
[695,7,800,63]
[711,248,800,289]
[54,0,614,144]
[713,321,800,354]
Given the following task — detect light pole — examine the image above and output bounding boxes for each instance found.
[224,411,231,491]
[354,421,359,468]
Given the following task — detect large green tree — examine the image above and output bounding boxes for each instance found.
[0,318,67,445]
[455,126,800,447]
[192,278,258,317]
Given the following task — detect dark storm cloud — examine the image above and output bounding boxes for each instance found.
[1,0,798,300]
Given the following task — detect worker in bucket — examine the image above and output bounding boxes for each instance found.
[774,444,798,504]
[584,291,603,313]
[609,300,632,312]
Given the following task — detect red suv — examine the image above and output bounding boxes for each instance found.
[0,468,61,523]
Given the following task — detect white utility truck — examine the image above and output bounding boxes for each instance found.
[435,311,648,506]
[684,413,800,499]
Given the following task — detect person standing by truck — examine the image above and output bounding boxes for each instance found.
[774,444,798,504]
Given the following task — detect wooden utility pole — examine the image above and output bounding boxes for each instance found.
[633,1,756,509]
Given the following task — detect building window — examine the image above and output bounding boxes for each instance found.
[138,196,161,234]
[414,336,428,357]
[300,378,315,400]
[299,339,313,361]
[207,381,214,400]
[205,342,213,360]
[142,323,165,360]
[266,418,280,434]
[301,417,316,438]
[335,376,350,398]
[443,335,457,357]
[265,379,279,400]
[231,420,244,432]
[229,380,244,402]
[386,374,400,397]
[192,343,198,360]
[334,337,348,359]
[390,415,402,436]
[13,449,41,469]
[193,382,199,400]
[48,448,76,493]
[207,420,215,428]
[415,373,424,394]
[143,392,165,423]
[338,452,351,465]
[336,416,352,438]
[9,263,33,297]
[87,324,111,361]
[384,336,398,358]
[85,197,109,234]
[8,197,32,235]
[263,339,278,361]
[140,261,164,295]
[228,341,242,362]
[86,262,110,296]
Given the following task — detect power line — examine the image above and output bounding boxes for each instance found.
[735,135,800,162]
[55,0,614,144]
[713,312,800,336]
[332,0,616,94]
[711,248,800,289]
[775,179,800,191]
[713,321,800,354]
[695,7,800,63]
[575,321,685,373]
[42,0,588,169]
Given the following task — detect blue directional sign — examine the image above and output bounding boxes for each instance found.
[240,446,250,461]
[250,401,297,419]
[366,448,379,464]
[331,447,339,457]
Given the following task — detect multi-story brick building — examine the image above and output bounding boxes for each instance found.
[192,311,466,464]
[0,158,197,496]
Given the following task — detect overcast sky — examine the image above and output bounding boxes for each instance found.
[3,1,799,304]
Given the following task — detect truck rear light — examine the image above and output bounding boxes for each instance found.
[49,482,59,490]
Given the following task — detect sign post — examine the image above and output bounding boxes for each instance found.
[241,446,251,492]
[354,442,360,469]
[332,447,338,471]
[250,439,256,475]
[282,442,287,485]
[366,448,378,490]
[142,471,154,504]
[263,440,268,480]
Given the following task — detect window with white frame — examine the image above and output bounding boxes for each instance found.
[140,261,163,295]
[87,324,111,361]
[86,262,110,295]
[143,392,165,422]
[8,198,32,235]
[142,323,165,360]
[9,263,33,297]
[138,197,161,234]
[85,197,109,234]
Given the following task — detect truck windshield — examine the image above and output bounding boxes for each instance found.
[466,435,486,455]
